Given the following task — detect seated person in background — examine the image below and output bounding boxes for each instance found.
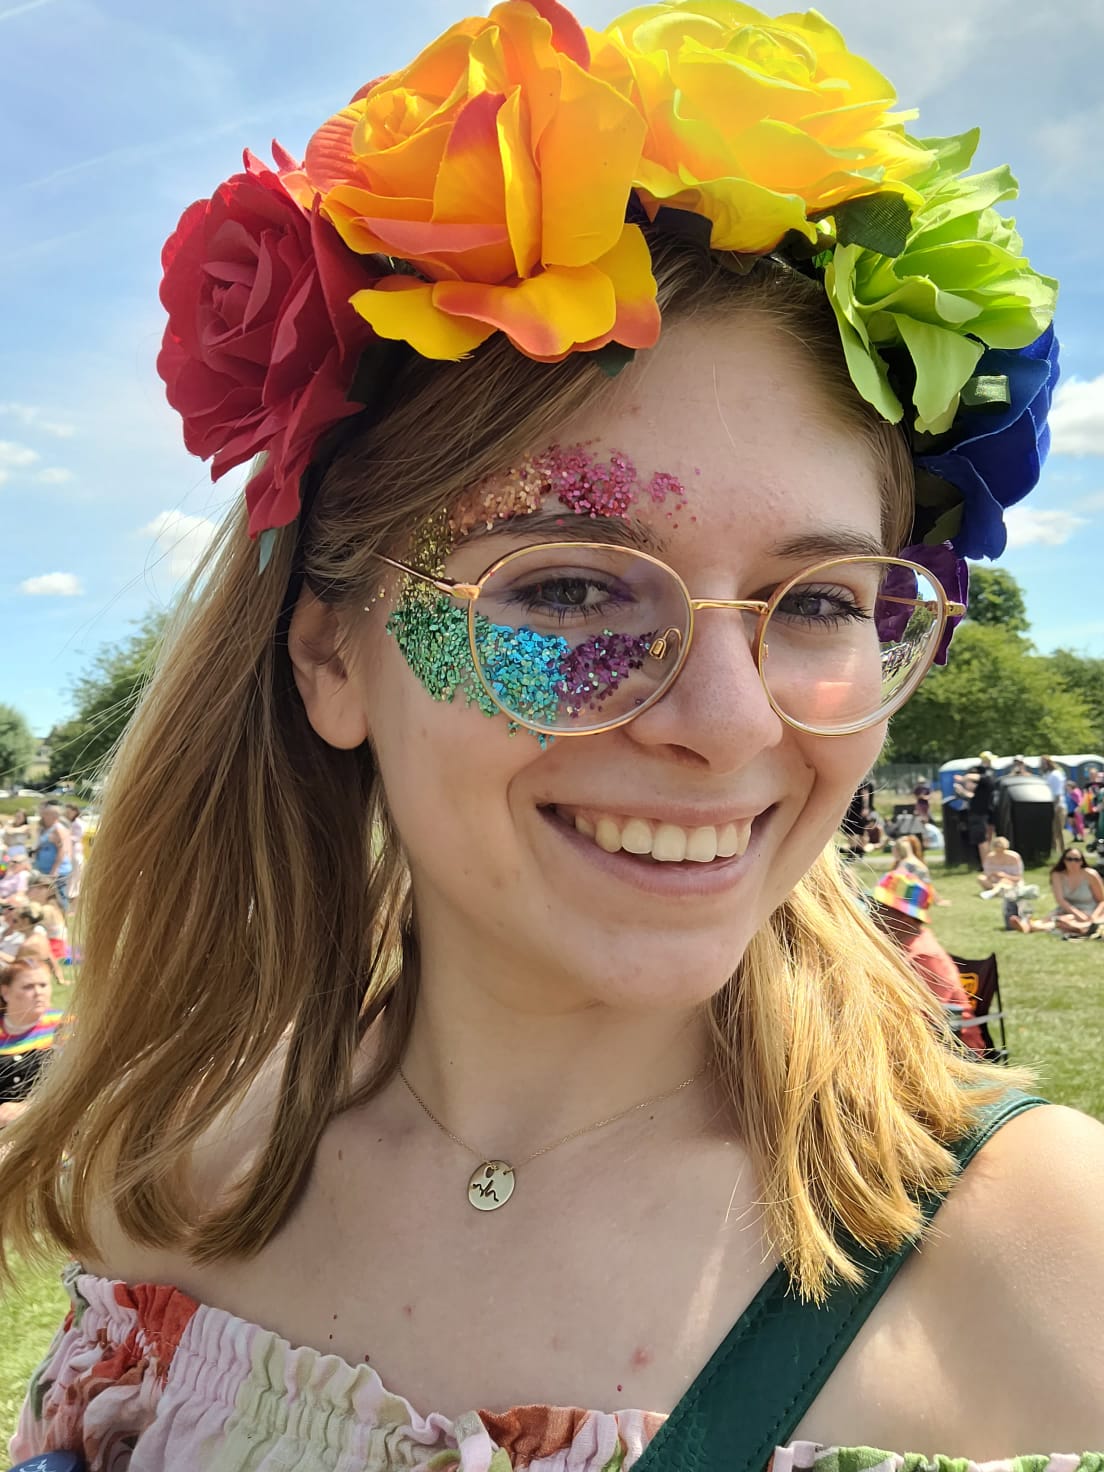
[26,871,68,965]
[0,957,62,1127]
[890,836,951,906]
[892,835,930,879]
[2,810,33,857]
[0,853,30,901]
[1008,848,1104,936]
[0,901,27,960]
[977,836,1025,897]
[870,871,986,1056]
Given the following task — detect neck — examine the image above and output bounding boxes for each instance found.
[2,1010,39,1033]
[397,914,715,1159]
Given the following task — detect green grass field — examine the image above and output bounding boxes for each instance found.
[0,866,1100,1449]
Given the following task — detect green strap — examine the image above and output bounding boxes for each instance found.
[634,1090,1048,1472]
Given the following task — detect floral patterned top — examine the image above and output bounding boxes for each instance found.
[10,1264,1101,1472]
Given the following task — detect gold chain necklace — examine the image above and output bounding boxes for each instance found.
[397,1061,708,1211]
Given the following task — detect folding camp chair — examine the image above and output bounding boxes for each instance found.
[948,952,1009,1065]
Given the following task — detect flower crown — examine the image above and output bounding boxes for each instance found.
[158,0,1058,598]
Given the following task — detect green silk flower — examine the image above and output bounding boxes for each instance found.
[824,129,1058,434]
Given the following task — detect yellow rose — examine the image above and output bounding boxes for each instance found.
[299,1,660,361]
[592,1,932,253]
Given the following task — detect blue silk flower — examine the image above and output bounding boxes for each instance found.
[915,324,1061,562]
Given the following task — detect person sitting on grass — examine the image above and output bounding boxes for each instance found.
[869,871,985,1057]
[1008,848,1104,936]
[891,836,952,906]
[26,871,69,966]
[976,836,1026,897]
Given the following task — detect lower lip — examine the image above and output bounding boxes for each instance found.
[539,806,774,898]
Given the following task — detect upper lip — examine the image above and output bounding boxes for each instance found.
[544,800,773,827]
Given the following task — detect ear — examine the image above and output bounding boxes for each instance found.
[288,587,371,750]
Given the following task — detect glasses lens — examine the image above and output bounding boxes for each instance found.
[762,558,943,734]
[471,544,690,732]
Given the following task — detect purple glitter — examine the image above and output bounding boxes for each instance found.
[555,629,656,718]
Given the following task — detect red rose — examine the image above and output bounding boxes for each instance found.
[157,149,377,536]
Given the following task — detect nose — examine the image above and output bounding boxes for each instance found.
[625,605,785,769]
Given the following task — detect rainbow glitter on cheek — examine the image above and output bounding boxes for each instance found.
[386,445,691,737]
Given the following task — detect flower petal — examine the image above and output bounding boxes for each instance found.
[433,91,509,226]
[539,60,646,265]
[350,277,494,359]
[497,86,542,278]
[433,263,617,358]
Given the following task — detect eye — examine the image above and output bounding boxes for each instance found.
[773,584,871,625]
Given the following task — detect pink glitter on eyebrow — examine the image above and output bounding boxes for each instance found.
[447,443,690,543]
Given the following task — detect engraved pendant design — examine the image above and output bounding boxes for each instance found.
[467,1159,515,1210]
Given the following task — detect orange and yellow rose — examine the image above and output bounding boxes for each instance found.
[296,0,660,362]
[590,1,933,253]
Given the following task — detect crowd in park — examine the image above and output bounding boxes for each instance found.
[837,752,1104,1070]
[0,801,83,1127]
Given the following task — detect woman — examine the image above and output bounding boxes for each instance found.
[32,803,72,913]
[2,4,1100,1467]
[976,836,1025,896]
[889,836,950,907]
[2,808,32,858]
[1007,849,1104,937]
[0,957,61,1128]
[64,802,85,903]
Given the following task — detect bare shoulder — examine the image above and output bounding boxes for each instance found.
[798,1103,1104,1453]
[915,1103,1104,1437]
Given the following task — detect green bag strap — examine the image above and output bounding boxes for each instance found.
[633,1089,1048,1472]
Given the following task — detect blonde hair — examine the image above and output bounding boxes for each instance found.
[991,836,1011,852]
[0,239,1015,1300]
[892,835,925,864]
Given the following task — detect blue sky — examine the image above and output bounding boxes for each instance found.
[2,0,1102,735]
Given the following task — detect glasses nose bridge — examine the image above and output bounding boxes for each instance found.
[688,596,770,616]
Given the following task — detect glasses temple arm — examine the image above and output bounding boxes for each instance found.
[373,552,479,601]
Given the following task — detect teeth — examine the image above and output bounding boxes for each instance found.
[621,818,653,855]
[717,823,747,858]
[564,810,755,864]
[652,824,688,863]
[595,817,623,853]
[686,826,718,863]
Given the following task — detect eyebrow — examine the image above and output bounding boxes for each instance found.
[768,527,887,562]
[456,509,666,555]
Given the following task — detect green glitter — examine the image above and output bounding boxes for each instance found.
[387,593,497,716]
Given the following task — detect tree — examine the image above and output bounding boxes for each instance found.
[46,611,170,788]
[888,621,1097,763]
[964,565,1029,636]
[0,703,35,788]
[1045,649,1104,752]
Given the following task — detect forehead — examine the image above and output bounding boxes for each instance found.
[583,315,880,535]
[457,315,885,566]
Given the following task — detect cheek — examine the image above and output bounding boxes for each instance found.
[363,621,548,868]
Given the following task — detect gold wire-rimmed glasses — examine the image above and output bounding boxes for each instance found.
[375,543,965,738]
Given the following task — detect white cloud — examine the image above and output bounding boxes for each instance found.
[1004,506,1087,548]
[0,440,40,469]
[36,467,74,485]
[140,509,218,581]
[1051,375,1104,456]
[0,403,75,438]
[19,571,83,596]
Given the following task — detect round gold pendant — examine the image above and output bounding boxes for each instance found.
[467,1159,515,1211]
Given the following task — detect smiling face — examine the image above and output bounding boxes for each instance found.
[300,314,892,1015]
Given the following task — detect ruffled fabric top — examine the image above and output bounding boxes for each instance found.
[10,1264,1100,1472]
